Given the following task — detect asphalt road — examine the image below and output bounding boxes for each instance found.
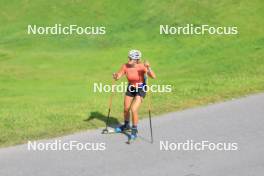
[1,93,264,176]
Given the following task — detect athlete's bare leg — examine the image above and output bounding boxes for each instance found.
[130,96,142,126]
[124,95,134,122]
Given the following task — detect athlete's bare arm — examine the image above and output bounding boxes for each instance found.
[113,64,126,80]
[144,61,156,79]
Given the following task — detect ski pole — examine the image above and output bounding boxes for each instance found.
[148,85,153,143]
[102,79,115,134]
[145,74,154,143]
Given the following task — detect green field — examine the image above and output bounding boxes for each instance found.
[0,0,263,147]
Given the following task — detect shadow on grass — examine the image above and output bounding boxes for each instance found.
[84,111,120,128]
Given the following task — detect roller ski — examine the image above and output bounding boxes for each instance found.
[102,122,131,134]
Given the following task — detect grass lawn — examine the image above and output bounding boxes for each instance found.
[0,0,263,147]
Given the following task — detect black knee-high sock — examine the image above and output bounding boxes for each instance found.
[124,120,129,126]
[132,125,137,129]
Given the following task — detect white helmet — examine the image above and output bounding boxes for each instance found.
[128,49,142,60]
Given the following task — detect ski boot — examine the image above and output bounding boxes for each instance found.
[115,123,130,133]
[129,127,138,141]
